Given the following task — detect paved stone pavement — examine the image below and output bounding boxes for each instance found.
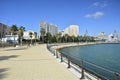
[0,44,78,80]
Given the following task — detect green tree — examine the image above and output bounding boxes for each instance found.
[46,32,52,43]
[61,35,66,43]
[91,37,95,42]
[40,28,45,43]
[56,32,62,43]
[82,36,87,42]
[75,36,79,42]
[29,32,33,45]
[79,36,83,42]
[64,34,69,42]
[18,26,25,46]
[51,35,57,43]
[67,36,73,42]
[10,25,18,46]
[72,35,75,42]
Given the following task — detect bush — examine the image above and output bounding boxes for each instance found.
[0,43,13,47]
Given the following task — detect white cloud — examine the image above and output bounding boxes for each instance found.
[101,3,107,7]
[93,1,107,8]
[93,12,104,18]
[93,2,100,7]
[85,14,92,18]
[85,11,104,19]
[85,14,91,18]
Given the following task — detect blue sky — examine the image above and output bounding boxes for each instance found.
[0,0,120,36]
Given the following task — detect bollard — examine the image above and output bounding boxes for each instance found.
[53,49,55,56]
[61,53,63,62]
[114,72,119,80]
[67,58,70,68]
[56,50,58,58]
[80,60,85,79]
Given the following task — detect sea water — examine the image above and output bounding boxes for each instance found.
[60,44,120,80]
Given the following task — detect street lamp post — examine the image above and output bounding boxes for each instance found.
[1,23,4,48]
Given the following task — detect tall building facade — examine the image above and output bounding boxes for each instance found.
[63,25,79,37]
[40,21,58,36]
[0,23,10,39]
[49,24,58,35]
[69,25,79,37]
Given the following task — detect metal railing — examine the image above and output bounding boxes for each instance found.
[47,44,120,80]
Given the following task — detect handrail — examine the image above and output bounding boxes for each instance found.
[60,51,116,74]
[47,44,120,80]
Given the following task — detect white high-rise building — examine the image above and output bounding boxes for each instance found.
[40,21,58,36]
[40,21,48,33]
[63,25,79,37]
[49,24,58,35]
[69,25,79,37]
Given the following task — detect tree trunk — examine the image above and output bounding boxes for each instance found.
[14,34,16,47]
[42,36,44,43]
[20,37,22,46]
[31,38,32,45]
[35,38,36,45]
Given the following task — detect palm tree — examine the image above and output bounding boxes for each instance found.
[76,36,79,43]
[56,32,62,43]
[29,32,33,45]
[64,34,69,42]
[18,26,25,46]
[61,35,65,43]
[72,35,75,42]
[34,32,37,45]
[40,28,45,43]
[10,25,18,46]
[79,36,82,42]
[51,35,57,43]
[46,32,52,43]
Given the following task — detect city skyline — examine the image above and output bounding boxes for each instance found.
[0,0,120,36]
[40,21,58,36]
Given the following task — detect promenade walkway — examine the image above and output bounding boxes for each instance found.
[0,44,78,80]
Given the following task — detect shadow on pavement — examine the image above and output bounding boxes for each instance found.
[0,55,19,61]
[5,47,27,51]
[0,68,9,79]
